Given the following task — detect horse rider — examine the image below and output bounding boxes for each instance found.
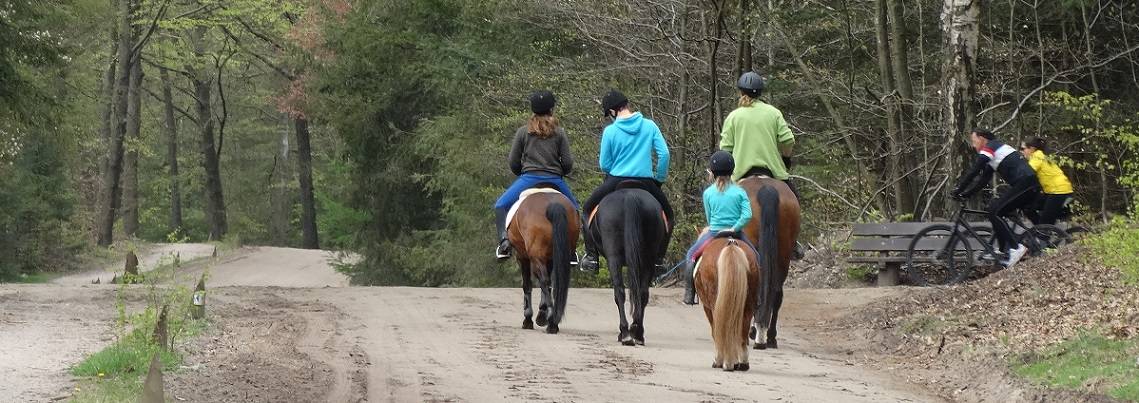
[494,90,579,261]
[682,151,759,305]
[952,128,1040,269]
[1019,137,1074,226]
[720,71,803,259]
[579,89,674,273]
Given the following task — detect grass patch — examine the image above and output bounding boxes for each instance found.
[71,333,180,377]
[69,374,143,403]
[899,314,951,336]
[1082,221,1139,284]
[846,265,876,282]
[0,271,57,283]
[1014,332,1139,401]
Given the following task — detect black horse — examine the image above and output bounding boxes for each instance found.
[587,184,669,346]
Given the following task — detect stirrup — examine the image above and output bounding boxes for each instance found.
[495,240,512,260]
[580,253,600,272]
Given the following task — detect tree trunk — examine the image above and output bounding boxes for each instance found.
[887,0,918,217]
[96,0,136,246]
[98,51,117,175]
[159,67,182,232]
[122,57,143,237]
[295,117,319,249]
[190,27,227,241]
[270,116,292,245]
[735,0,752,78]
[875,0,901,218]
[940,0,981,200]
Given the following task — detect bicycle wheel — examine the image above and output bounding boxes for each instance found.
[905,224,975,286]
[1027,224,1071,256]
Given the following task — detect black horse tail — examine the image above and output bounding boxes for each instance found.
[623,193,647,292]
[755,185,780,332]
[546,201,572,328]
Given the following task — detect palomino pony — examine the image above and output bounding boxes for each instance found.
[507,190,579,334]
[694,235,760,371]
[738,176,800,350]
[587,184,668,346]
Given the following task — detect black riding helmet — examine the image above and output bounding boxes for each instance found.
[530,90,556,115]
[601,89,629,118]
[709,150,735,177]
[737,71,765,98]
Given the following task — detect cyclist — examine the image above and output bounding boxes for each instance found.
[952,128,1040,268]
[1020,137,1074,225]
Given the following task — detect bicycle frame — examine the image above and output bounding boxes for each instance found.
[944,203,1001,258]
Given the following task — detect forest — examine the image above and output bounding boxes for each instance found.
[3,0,1138,286]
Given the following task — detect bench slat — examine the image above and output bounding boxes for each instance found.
[851,236,988,252]
[852,222,991,237]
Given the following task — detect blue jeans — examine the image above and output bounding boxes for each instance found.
[494,173,579,210]
[685,231,758,262]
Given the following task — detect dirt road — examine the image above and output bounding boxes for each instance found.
[3,246,941,402]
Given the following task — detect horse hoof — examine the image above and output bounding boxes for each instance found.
[546,324,559,334]
[634,337,645,346]
[535,314,548,327]
[712,362,723,369]
[754,343,766,350]
[522,318,534,330]
[734,363,750,372]
[768,340,778,349]
[620,336,636,346]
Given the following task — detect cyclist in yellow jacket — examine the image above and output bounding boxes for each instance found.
[1020,137,1074,225]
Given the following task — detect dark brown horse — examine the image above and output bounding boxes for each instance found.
[694,236,760,371]
[738,177,800,349]
[507,190,579,334]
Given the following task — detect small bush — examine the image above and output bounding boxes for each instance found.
[1082,220,1139,284]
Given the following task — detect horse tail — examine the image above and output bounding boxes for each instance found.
[545,200,571,326]
[623,193,646,291]
[755,185,780,332]
[713,241,750,367]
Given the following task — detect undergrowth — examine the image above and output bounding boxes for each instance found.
[1014,332,1139,401]
[1082,219,1139,284]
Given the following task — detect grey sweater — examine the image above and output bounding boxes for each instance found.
[508,126,574,177]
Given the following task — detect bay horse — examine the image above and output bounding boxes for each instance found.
[694,236,760,371]
[738,176,800,350]
[587,184,668,346]
[507,190,578,334]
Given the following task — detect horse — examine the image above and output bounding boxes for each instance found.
[738,176,800,350]
[507,190,579,334]
[694,236,760,371]
[587,184,668,346]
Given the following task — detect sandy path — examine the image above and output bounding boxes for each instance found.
[52,243,217,286]
[5,247,939,402]
[279,286,939,403]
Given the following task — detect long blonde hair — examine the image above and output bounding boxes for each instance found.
[710,171,733,193]
[738,93,756,108]
[528,114,559,138]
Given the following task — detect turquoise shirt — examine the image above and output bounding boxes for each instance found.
[703,183,752,231]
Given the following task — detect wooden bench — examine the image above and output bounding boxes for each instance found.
[848,222,991,286]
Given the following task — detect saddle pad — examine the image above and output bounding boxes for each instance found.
[692,257,704,279]
[506,188,563,230]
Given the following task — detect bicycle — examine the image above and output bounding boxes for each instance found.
[903,199,1071,286]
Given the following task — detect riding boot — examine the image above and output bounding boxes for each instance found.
[682,260,697,305]
[580,212,600,272]
[783,178,805,261]
[495,207,511,260]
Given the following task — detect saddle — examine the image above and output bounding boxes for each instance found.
[691,234,747,278]
[505,187,563,230]
[586,180,670,231]
[741,166,774,181]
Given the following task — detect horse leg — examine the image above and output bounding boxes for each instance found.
[630,269,650,346]
[534,261,550,328]
[608,256,633,346]
[521,260,534,330]
[765,288,784,349]
[736,308,752,372]
[704,305,722,368]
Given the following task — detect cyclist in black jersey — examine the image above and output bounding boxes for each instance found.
[952,128,1041,269]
